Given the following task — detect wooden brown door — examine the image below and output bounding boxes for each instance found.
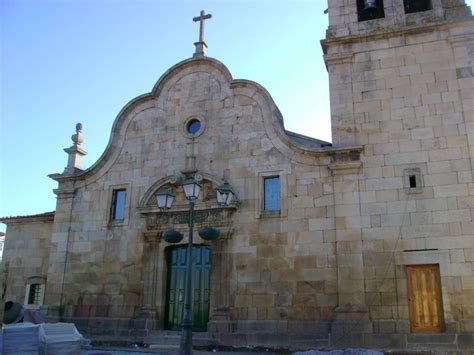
[406,265,444,333]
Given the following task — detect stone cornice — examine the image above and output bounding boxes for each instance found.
[327,146,364,174]
[328,161,363,175]
[322,53,354,66]
[278,135,363,157]
[447,33,474,46]
[53,187,77,198]
[324,145,364,157]
[321,17,474,55]
[48,173,86,183]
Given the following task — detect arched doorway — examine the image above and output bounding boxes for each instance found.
[165,245,211,331]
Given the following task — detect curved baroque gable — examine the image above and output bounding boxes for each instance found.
[62,56,332,186]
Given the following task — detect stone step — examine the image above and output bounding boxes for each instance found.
[148,343,180,352]
[145,331,215,348]
[146,330,211,338]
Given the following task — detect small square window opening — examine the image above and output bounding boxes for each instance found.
[404,168,422,194]
[264,177,280,211]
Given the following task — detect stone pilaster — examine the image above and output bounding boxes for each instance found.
[448,34,474,176]
[208,227,233,333]
[43,186,76,321]
[323,54,357,146]
[140,232,161,331]
[329,153,372,334]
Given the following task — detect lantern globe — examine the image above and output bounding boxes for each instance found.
[183,176,201,200]
[216,181,235,206]
[155,186,175,209]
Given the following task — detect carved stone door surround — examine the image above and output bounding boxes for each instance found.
[138,173,237,330]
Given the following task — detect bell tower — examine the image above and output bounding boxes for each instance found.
[322,0,473,146]
[321,0,474,344]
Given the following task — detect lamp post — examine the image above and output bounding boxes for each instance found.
[156,176,235,355]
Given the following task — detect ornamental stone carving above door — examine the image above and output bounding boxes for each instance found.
[138,173,237,238]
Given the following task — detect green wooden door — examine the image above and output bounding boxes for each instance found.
[165,246,211,331]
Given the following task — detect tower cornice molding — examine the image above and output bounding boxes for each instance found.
[322,17,474,54]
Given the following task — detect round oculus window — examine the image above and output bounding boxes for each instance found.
[186,119,201,135]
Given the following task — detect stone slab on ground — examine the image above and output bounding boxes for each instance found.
[2,322,40,355]
[40,322,83,354]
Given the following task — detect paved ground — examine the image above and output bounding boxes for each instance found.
[80,348,387,355]
[81,349,173,355]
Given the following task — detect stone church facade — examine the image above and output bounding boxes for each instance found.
[1,0,473,350]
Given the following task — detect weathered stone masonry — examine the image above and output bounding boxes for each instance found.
[1,0,473,350]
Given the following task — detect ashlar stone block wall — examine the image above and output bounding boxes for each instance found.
[2,219,53,305]
[1,2,472,348]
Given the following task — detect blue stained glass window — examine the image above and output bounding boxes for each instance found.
[112,189,126,220]
[186,119,201,134]
[264,177,280,211]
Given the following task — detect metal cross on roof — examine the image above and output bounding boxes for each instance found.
[193,10,212,43]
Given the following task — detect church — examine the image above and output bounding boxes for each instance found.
[1,0,473,350]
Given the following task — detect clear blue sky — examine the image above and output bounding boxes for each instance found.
[1,0,473,231]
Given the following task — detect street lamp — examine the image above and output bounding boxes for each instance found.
[155,185,175,210]
[182,176,202,201]
[216,181,235,206]
[155,176,235,355]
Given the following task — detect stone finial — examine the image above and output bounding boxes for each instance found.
[71,123,84,146]
[63,122,87,175]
